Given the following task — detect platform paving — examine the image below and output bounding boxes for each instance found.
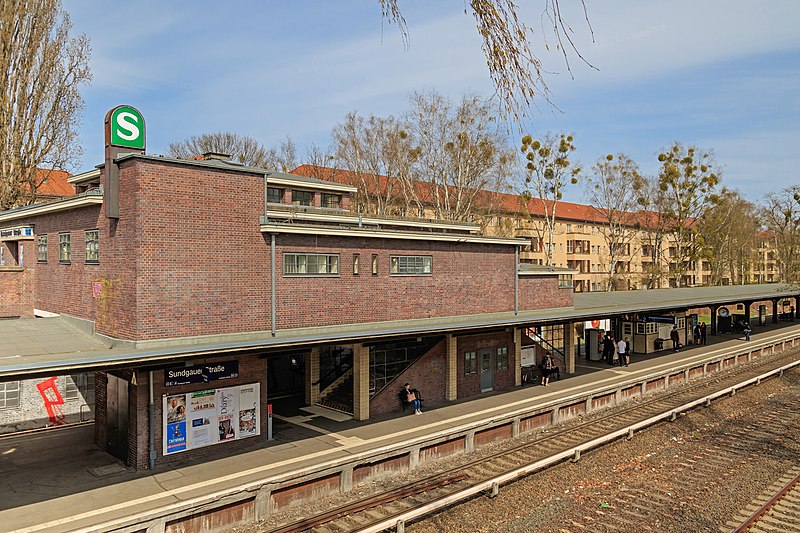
[2,321,799,532]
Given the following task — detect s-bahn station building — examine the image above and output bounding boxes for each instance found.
[1,106,799,472]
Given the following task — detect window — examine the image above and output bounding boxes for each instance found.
[566,240,574,254]
[390,255,432,275]
[37,235,47,263]
[353,254,359,275]
[292,190,313,206]
[267,187,283,203]
[0,381,20,409]
[566,224,572,233]
[84,230,99,263]
[371,254,378,275]
[558,274,573,288]
[65,374,95,403]
[495,346,508,371]
[464,351,477,375]
[58,233,71,263]
[321,193,341,209]
[283,253,339,275]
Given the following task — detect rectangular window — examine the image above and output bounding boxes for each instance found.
[291,190,313,206]
[353,253,359,275]
[283,253,339,275]
[0,381,20,409]
[390,255,432,275]
[495,346,508,371]
[464,351,477,375]
[321,193,341,209]
[84,230,99,263]
[58,233,71,263]
[37,235,47,263]
[371,254,378,275]
[65,373,95,403]
[558,274,573,288]
[267,187,283,204]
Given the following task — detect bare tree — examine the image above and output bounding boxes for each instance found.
[0,0,91,210]
[656,143,721,287]
[519,132,580,266]
[584,154,645,290]
[378,0,595,121]
[406,91,514,222]
[701,189,758,285]
[332,112,417,216]
[169,132,298,171]
[763,186,800,283]
[636,176,672,289]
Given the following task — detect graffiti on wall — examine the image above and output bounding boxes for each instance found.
[36,377,66,425]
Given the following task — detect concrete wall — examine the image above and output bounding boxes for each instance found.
[0,374,95,433]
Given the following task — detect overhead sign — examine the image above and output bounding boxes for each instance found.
[164,361,239,387]
[642,316,676,324]
[109,105,145,149]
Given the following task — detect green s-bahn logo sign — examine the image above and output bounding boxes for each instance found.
[109,105,145,149]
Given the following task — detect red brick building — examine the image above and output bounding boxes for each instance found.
[0,146,576,469]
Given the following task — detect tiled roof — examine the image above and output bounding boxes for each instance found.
[31,168,74,198]
[291,164,656,227]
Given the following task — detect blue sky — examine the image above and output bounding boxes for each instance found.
[64,0,800,204]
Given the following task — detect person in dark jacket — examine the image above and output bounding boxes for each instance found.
[402,383,423,415]
[670,325,681,351]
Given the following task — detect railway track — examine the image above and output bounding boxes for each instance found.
[262,345,800,533]
[727,466,800,532]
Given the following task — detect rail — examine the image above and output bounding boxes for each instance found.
[355,354,800,533]
[732,470,800,533]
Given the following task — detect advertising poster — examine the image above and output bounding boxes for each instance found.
[216,387,238,442]
[163,383,260,455]
[165,394,187,453]
[238,385,259,437]
[189,390,216,447]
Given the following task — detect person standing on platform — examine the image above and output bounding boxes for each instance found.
[700,322,707,345]
[670,325,681,351]
[617,337,626,367]
[541,352,554,386]
[744,322,752,341]
[625,337,631,366]
[603,334,615,365]
[693,324,701,345]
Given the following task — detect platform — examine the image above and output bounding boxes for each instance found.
[2,321,800,533]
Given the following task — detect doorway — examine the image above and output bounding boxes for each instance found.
[105,374,129,464]
[479,348,494,392]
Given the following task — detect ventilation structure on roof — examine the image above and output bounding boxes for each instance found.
[201,151,231,161]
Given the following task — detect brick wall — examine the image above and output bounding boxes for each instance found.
[369,339,447,417]
[3,158,569,341]
[457,331,517,398]
[0,374,94,433]
[519,276,573,310]
[130,354,268,470]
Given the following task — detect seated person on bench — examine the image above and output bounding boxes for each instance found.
[400,383,423,415]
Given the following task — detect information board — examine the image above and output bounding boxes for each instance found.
[163,383,260,455]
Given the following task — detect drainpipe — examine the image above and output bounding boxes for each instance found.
[264,173,277,337]
[271,233,277,336]
[514,245,519,315]
[148,370,155,471]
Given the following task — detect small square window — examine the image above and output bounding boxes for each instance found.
[292,190,313,206]
[37,235,47,263]
[85,230,99,264]
[321,193,341,209]
[496,346,508,371]
[0,381,20,409]
[267,187,283,204]
[58,233,71,263]
[464,351,477,376]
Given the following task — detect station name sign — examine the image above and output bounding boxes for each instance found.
[164,361,239,387]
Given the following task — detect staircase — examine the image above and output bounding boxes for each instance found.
[317,373,353,414]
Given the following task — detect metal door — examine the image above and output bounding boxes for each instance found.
[479,348,494,392]
[106,374,129,463]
